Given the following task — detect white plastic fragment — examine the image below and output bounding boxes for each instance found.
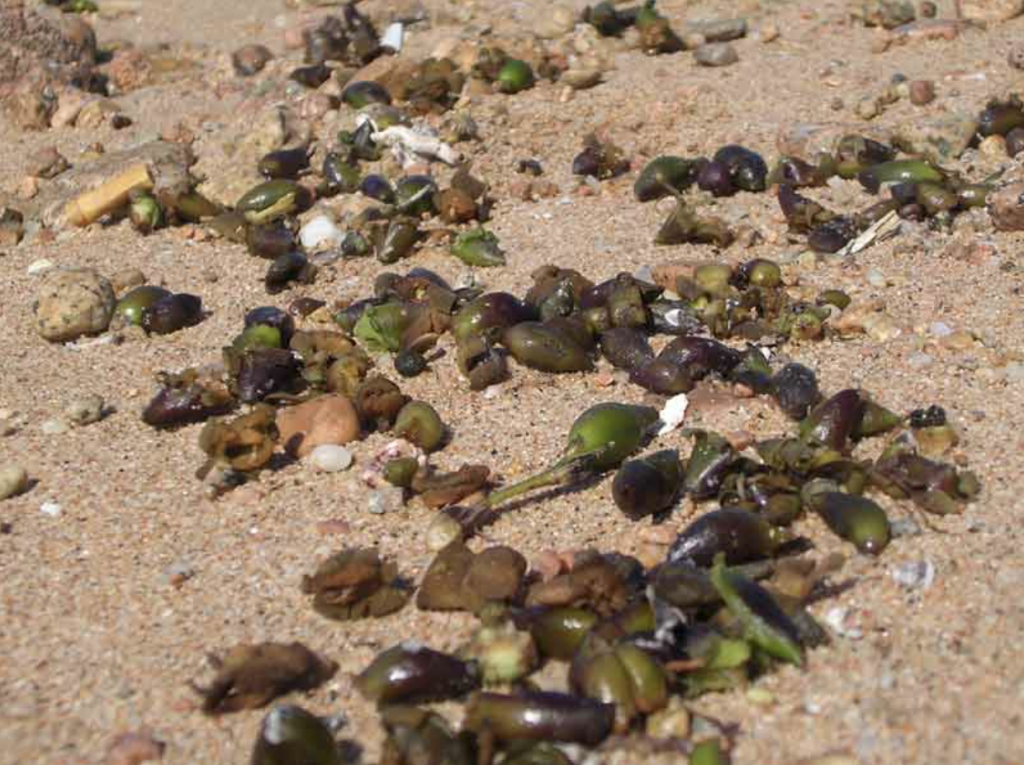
[656,393,690,436]
[299,214,344,250]
[40,501,62,517]
[380,22,404,52]
[369,124,463,166]
[837,210,901,257]
[823,606,862,639]
[27,259,55,275]
[891,559,935,590]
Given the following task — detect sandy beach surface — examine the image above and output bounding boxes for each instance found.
[1,0,1023,763]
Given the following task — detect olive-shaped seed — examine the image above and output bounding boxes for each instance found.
[142,293,203,335]
[502,321,592,373]
[528,607,599,660]
[813,491,891,554]
[497,59,535,94]
[771,362,820,420]
[129,194,162,234]
[383,457,419,488]
[634,156,698,202]
[463,691,614,746]
[713,145,768,192]
[354,643,479,705]
[233,324,283,351]
[115,285,171,327]
[258,147,310,180]
[247,224,297,260]
[342,80,392,108]
[741,258,782,288]
[667,507,781,567]
[612,450,683,520]
[245,306,295,346]
[394,349,427,378]
[393,401,445,452]
[251,705,341,765]
[697,160,736,197]
[360,174,396,203]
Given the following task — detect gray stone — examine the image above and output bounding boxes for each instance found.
[693,42,739,67]
[683,18,747,42]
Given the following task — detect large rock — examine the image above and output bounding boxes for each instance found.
[36,140,195,228]
[776,122,893,161]
[33,266,115,342]
[960,0,1024,22]
[892,113,978,162]
[0,1,96,100]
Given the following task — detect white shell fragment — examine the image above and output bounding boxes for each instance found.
[299,215,344,250]
[656,393,690,436]
[380,22,404,53]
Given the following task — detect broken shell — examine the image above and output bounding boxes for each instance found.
[635,156,699,202]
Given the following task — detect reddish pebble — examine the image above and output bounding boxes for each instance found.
[106,729,165,765]
[909,80,935,106]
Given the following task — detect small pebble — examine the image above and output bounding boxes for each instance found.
[66,394,105,426]
[27,259,55,275]
[232,44,274,76]
[908,80,935,105]
[890,516,923,537]
[40,418,70,435]
[40,501,62,517]
[907,351,934,369]
[865,268,886,288]
[425,513,462,550]
[1010,42,1024,71]
[367,485,404,514]
[166,560,195,587]
[892,559,936,590]
[693,42,739,67]
[746,687,775,705]
[310,444,354,473]
[0,464,29,500]
[823,606,862,639]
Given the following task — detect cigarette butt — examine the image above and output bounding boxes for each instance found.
[64,163,154,227]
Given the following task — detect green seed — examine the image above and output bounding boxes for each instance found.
[813,491,891,555]
[251,705,341,765]
[690,738,731,765]
[451,228,506,267]
[393,401,445,452]
[497,59,535,94]
[114,285,171,327]
[710,557,803,666]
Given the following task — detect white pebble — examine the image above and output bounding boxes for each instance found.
[40,418,70,435]
[27,259,55,275]
[299,215,344,250]
[891,559,935,590]
[823,606,862,639]
[907,352,934,370]
[367,485,404,514]
[39,501,62,517]
[929,321,953,338]
[865,268,887,288]
[310,444,354,473]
